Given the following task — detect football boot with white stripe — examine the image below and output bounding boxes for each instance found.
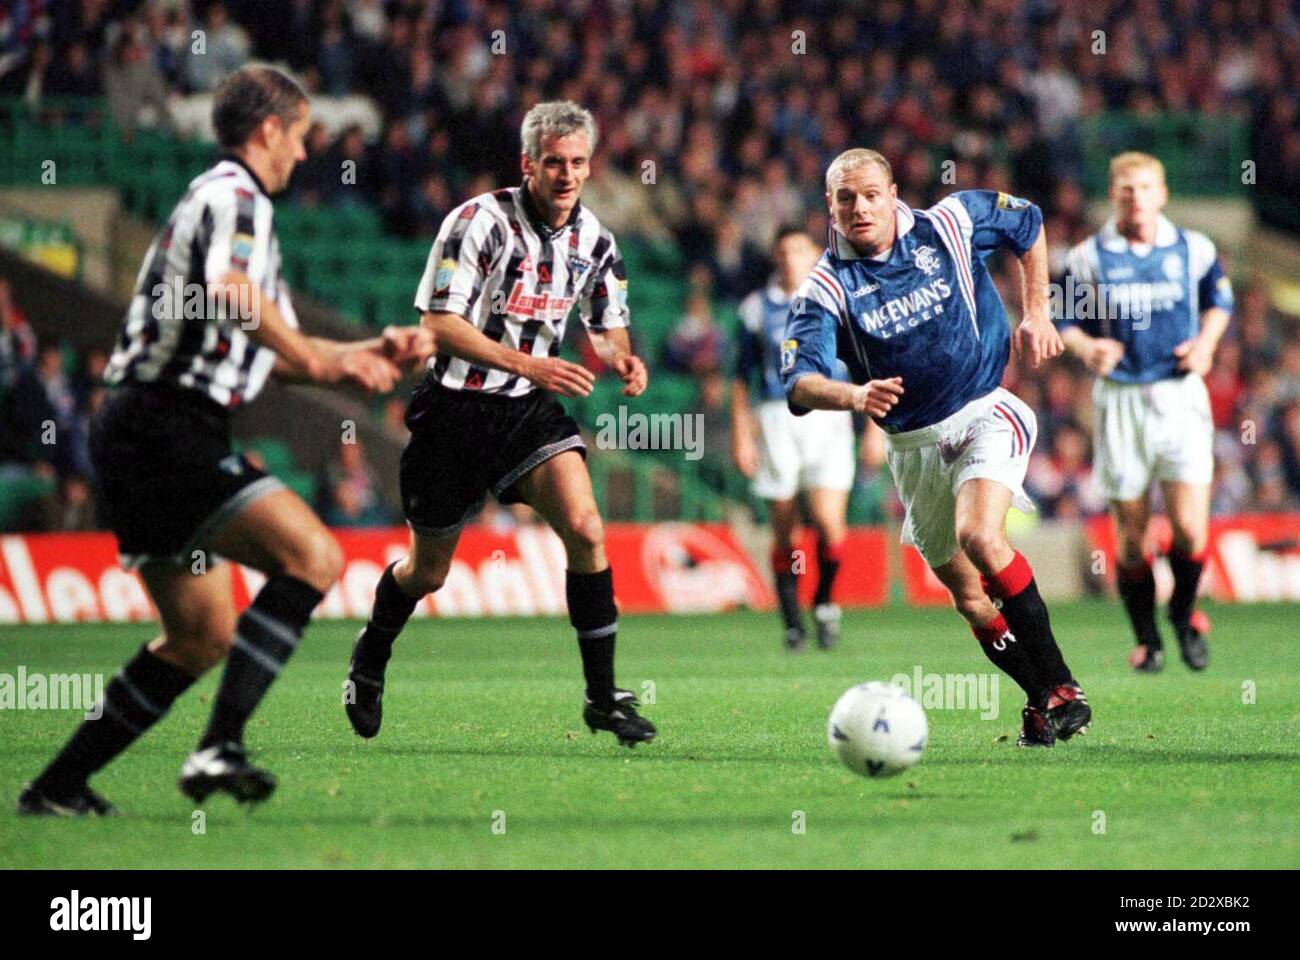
[179,741,276,804]
[583,688,656,747]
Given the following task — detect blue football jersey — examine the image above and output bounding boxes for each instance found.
[1057,217,1233,384]
[780,190,1043,432]
[735,281,847,402]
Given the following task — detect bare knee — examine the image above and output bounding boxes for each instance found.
[952,588,995,626]
[153,616,236,674]
[811,515,846,546]
[280,531,344,592]
[560,508,604,558]
[1115,524,1147,566]
[397,557,450,598]
[957,524,1008,572]
[772,527,800,553]
[1169,520,1205,556]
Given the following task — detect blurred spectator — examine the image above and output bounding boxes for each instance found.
[1206,338,1244,429]
[1276,400,1300,498]
[317,438,393,528]
[1025,421,1105,519]
[0,278,37,389]
[46,40,100,96]
[104,16,174,138]
[705,217,765,302]
[181,2,248,93]
[664,288,726,376]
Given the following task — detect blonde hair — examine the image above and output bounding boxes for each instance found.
[825,148,893,193]
[1109,151,1166,185]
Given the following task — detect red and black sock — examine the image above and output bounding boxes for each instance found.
[34,644,196,797]
[1116,556,1161,649]
[983,552,1072,701]
[200,575,323,749]
[567,567,618,704]
[770,546,802,632]
[1167,547,1206,631]
[971,613,1041,700]
[814,538,844,607]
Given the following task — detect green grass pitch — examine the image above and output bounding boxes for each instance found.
[2,601,1297,869]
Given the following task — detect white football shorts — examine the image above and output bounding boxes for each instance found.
[885,387,1037,568]
[1092,373,1214,502]
[752,400,855,501]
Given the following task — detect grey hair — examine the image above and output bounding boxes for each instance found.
[825,148,893,193]
[520,100,597,159]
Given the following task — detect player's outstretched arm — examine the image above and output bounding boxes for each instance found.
[586,326,647,397]
[1011,229,1064,369]
[790,373,903,418]
[210,271,401,392]
[422,309,595,397]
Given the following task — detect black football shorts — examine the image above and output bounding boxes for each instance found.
[89,383,283,568]
[400,376,586,535]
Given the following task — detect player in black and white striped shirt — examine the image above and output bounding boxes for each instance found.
[412,173,629,396]
[345,101,657,747]
[20,66,422,816]
[105,152,294,408]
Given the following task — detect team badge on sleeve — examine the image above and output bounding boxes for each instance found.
[231,232,254,268]
[780,338,798,374]
[434,257,457,295]
[996,192,1030,210]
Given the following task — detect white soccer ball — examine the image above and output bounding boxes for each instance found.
[827,681,928,778]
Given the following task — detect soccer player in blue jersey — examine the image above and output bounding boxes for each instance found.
[1058,152,1232,673]
[782,148,1090,747]
[732,227,857,650]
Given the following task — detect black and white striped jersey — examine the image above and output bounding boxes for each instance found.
[414,182,629,396]
[104,157,296,409]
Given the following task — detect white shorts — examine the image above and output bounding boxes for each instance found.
[885,387,1037,568]
[1092,374,1213,502]
[752,400,855,501]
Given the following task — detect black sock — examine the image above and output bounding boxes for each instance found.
[971,614,1041,700]
[1117,557,1162,648]
[33,644,196,796]
[567,567,617,703]
[1167,548,1206,631]
[770,547,802,633]
[355,562,420,674]
[199,575,323,749]
[814,538,843,608]
[985,552,1072,701]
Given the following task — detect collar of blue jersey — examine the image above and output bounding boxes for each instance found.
[1099,214,1178,251]
[826,200,917,261]
[519,177,583,241]
[219,153,269,197]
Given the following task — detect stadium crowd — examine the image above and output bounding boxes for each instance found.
[3,0,1300,530]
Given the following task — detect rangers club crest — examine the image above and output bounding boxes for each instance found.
[913,245,941,276]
